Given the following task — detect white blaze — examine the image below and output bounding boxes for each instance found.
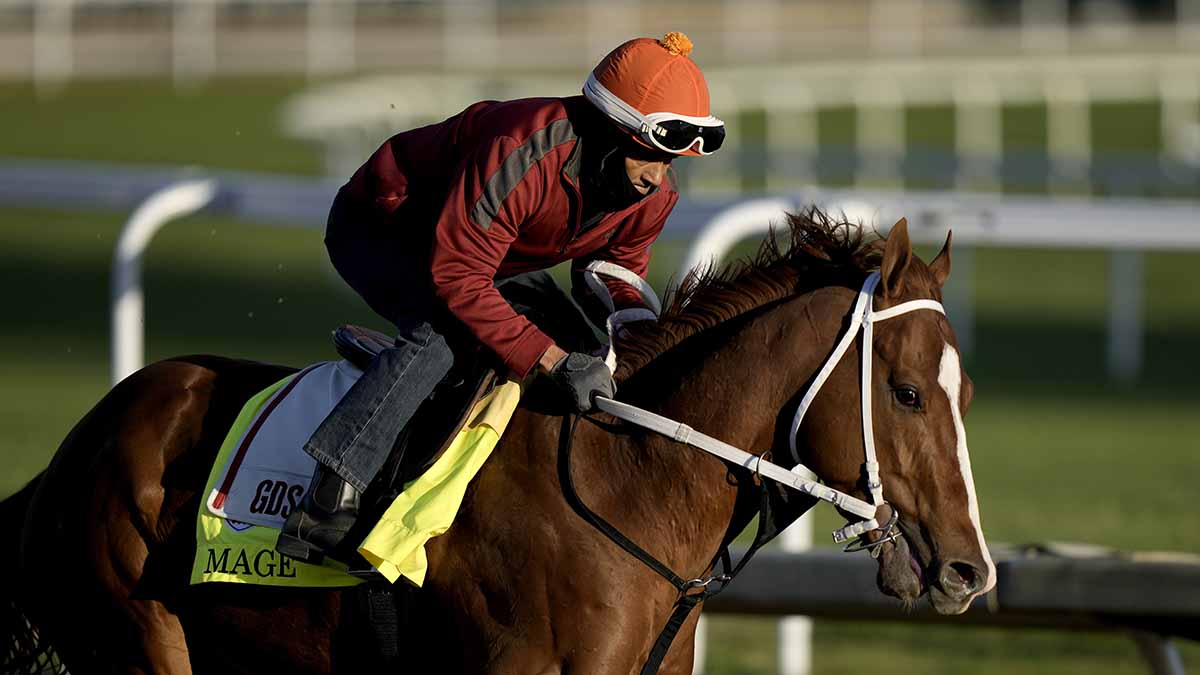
[937,344,997,593]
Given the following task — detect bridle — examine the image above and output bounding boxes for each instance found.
[787,270,946,552]
[583,262,946,552]
[573,261,947,674]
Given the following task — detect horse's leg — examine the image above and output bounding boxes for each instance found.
[23,360,254,673]
[72,361,217,672]
[115,600,192,674]
[99,503,192,674]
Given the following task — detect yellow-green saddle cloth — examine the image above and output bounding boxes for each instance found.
[190,366,520,588]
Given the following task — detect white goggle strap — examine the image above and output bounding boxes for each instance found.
[644,110,725,128]
[584,73,654,138]
[584,74,723,155]
[583,260,662,374]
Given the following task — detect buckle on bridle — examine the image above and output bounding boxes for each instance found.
[684,573,731,591]
[842,507,902,558]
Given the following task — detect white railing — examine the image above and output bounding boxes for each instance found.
[25,160,1180,390]
[703,545,1197,675]
[680,190,1200,384]
[15,0,1200,88]
[110,179,218,384]
[281,48,1200,198]
[0,152,1155,417]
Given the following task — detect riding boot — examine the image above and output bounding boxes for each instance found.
[275,463,361,564]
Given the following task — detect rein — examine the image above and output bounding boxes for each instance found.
[556,414,778,675]
[576,262,947,672]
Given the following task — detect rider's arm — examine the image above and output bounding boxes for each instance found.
[430,135,558,379]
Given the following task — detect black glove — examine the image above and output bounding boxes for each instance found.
[549,352,616,413]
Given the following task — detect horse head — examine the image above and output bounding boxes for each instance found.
[787,218,995,615]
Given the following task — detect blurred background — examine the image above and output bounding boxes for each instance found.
[2,0,1198,673]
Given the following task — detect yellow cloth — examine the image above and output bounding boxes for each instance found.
[190,372,520,588]
[358,381,521,586]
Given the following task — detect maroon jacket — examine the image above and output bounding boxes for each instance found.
[333,96,678,377]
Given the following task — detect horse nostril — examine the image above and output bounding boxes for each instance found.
[940,560,984,596]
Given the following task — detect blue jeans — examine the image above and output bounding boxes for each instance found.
[303,314,455,493]
[305,190,460,493]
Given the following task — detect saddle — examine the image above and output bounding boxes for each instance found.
[332,324,497,519]
[333,271,608,524]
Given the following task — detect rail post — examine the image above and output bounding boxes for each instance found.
[1130,631,1186,675]
[110,178,219,385]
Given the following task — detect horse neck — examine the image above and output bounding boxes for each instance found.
[581,286,838,577]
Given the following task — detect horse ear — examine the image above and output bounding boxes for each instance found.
[880,218,912,298]
[929,230,953,288]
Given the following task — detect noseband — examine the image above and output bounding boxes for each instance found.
[585,262,946,552]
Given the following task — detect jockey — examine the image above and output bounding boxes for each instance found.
[277,32,725,563]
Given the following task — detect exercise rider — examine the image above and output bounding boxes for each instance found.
[277,32,726,563]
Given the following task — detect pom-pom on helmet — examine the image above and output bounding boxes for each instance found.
[583,32,725,157]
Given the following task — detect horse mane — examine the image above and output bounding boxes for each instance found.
[615,206,882,381]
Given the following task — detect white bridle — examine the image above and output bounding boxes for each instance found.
[582,262,946,549]
[786,271,945,546]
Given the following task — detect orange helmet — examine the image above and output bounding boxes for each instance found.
[583,32,725,157]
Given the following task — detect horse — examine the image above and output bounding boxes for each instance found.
[3,210,994,674]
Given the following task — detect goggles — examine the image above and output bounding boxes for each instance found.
[584,73,725,156]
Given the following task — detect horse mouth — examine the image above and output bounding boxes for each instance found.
[876,530,982,616]
[875,534,925,607]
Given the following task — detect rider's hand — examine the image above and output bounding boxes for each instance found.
[548,352,616,413]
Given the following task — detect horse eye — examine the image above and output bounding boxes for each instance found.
[893,386,922,409]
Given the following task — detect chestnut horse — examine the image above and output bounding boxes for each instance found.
[3,211,993,674]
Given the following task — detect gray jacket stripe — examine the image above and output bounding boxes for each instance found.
[471,118,576,231]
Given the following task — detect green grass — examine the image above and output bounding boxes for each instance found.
[706,617,1181,675]
[2,76,1197,674]
[0,78,320,174]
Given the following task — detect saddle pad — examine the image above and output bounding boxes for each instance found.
[191,367,361,588]
[206,360,361,529]
[190,365,521,588]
